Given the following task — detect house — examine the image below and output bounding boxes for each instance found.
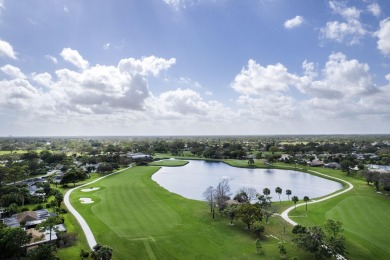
[125,153,153,162]
[324,162,341,169]
[2,209,55,228]
[309,160,325,167]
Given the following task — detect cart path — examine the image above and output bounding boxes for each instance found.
[64,167,132,249]
[280,168,353,260]
[280,168,354,225]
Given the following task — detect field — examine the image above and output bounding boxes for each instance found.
[288,167,390,259]
[69,166,312,259]
[67,164,390,259]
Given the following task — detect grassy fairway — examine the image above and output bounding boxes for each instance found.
[148,160,188,167]
[70,166,312,259]
[288,167,390,259]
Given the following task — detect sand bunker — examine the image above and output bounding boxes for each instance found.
[81,187,100,192]
[80,198,94,204]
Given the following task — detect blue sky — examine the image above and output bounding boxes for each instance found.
[1,0,390,136]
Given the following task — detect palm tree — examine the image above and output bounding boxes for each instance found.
[286,189,292,201]
[263,188,270,196]
[303,196,310,211]
[292,196,299,209]
[18,187,29,207]
[275,187,282,203]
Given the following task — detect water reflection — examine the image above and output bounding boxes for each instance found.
[152,160,343,201]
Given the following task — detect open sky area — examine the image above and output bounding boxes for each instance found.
[1,0,390,136]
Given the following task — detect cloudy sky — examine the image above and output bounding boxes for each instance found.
[1,0,390,136]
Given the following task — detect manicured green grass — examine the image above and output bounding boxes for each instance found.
[0,150,32,155]
[69,166,312,259]
[56,208,90,259]
[66,163,390,259]
[287,167,390,259]
[148,160,188,167]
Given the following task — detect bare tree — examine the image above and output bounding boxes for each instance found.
[214,179,231,212]
[203,186,215,218]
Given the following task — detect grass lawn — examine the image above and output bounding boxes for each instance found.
[69,166,312,259]
[65,163,390,259]
[0,150,33,155]
[286,166,390,259]
[148,159,188,167]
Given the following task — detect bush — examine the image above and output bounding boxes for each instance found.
[46,203,52,208]
[80,249,89,258]
[59,208,68,214]
[57,232,77,247]
[32,204,43,211]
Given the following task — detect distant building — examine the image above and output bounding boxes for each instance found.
[125,153,153,162]
[309,160,325,167]
[324,162,341,169]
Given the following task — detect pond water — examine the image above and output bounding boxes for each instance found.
[152,160,343,201]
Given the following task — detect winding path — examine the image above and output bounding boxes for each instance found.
[280,168,354,225]
[63,167,132,249]
[280,168,354,260]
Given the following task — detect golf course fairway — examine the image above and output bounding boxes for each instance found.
[69,165,390,259]
[70,166,315,259]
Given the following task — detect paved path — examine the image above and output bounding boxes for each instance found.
[280,168,353,225]
[64,167,132,249]
[280,168,353,260]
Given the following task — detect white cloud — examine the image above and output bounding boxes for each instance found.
[229,52,385,128]
[321,1,366,45]
[0,39,17,59]
[1,65,25,79]
[375,18,390,56]
[300,52,376,99]
[231,59,301,95]
[118,56,176,76]
[151,88,208,116]
[0,79,42,111]
[284,16,304,29]
[32,72,53,87]
[321,20,366,45]
[60,48,89,70]
[177,77,202,88]
[1,46,389,135]
[163,0,187,10]
[47,54,175,115]
[367,3,381,17]
[45,55,58,64]
[147,88,234,125]
[0,0,5,14]
[64,5,69,12]
[329,1,360,20]
[236,93,299,121]
[103,43,110,50]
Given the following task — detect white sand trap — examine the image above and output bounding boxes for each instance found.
[81,187,100,192]
[80,198,94,204]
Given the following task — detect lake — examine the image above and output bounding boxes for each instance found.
[152,160,343,201]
